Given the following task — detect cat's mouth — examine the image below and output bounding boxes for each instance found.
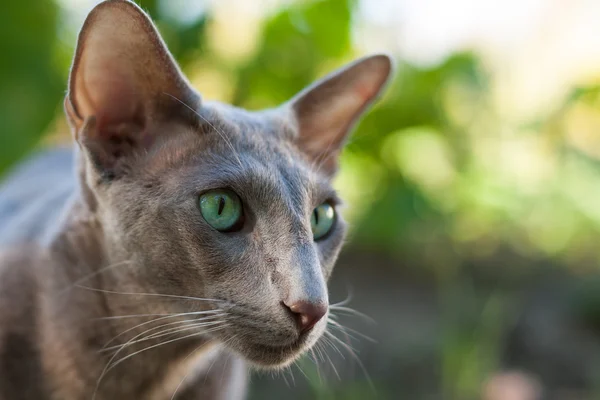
[252,338,304,353]
[211,302,327,367]
[243,337,308,367]
[219,331,316,368]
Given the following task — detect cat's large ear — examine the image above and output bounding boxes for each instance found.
[65,0,198,178]
[288,54,393,175]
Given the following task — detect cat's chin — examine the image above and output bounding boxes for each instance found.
[226,330,323,369]
[240,340,308,369]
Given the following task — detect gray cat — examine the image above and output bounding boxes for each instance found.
[0,1,392,399]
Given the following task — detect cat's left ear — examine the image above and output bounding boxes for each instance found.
[288,54,393,175]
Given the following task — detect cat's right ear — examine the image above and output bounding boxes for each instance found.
[286,54,393,176]
[65,0,198,179]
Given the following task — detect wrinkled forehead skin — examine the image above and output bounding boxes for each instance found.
[104,100,344,276]
[138,101,335,217]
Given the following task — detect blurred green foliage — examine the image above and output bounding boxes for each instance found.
[232,0,353,107]
[0,0,63,173]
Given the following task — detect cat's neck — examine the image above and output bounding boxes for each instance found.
[35,198,219,399]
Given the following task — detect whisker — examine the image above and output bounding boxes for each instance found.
[311,134,339,175]
[318,336,342,380]
[309,348,323,383]
[109,325,227,372]
[162,92,244,169]
[143,321,224,341]
[321,332,345,361]
[170,341,210,400]
[171,333,240,399]
[286,364,296,386]
[101,311,226,350]
[96,310,223,320]
[102,317,189,352]
[57,260,134,296]
[202,334,238,386]
[313,340,326,364]
[102,320,226,353]
[140,319,228,344]
[324,330,375,393]
[327,319,376,343]
[281,368,291,388]
[327,319,360,344]
[94,314,227,398]
[75,284,221,303]
[329,306,375,324]
[329,285,355,308]
[93,325,227,400]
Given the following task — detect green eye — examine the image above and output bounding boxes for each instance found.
[311,203,336,240]
[199,189,244,232]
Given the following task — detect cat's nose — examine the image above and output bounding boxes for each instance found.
[284,300,328,333]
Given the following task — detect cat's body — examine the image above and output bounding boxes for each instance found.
[0,1,392,399]
[0,148,74,245]
[0,147,247,400]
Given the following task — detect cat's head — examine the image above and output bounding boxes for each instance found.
[65,0,392,367]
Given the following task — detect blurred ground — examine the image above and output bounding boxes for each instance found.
[4,0,600,399]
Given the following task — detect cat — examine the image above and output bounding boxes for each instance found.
[0,0,392,399]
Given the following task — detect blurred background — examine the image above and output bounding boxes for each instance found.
[3,0,600,398]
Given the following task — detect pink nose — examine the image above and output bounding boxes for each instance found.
[284,301,328,333]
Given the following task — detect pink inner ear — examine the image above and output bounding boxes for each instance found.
[75,53,143,129]
[297,81,378,156]
[355,80,377,103]
[291,55,392,176]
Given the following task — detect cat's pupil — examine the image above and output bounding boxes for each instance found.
[218,197,226,215]
[313,209,319,224]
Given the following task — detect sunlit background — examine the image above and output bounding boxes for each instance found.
[3,0,600,398]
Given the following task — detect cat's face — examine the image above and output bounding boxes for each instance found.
[66,0,391,367]
[96,106,347,366]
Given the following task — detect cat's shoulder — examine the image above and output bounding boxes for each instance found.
[0,245,48,400]
[0,147,75,245]
[0,245,44,325]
